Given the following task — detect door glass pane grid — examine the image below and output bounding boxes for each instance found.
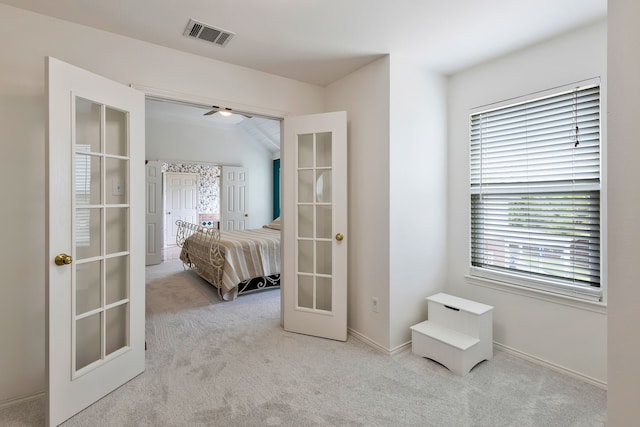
[75,97,101,153]
[296,272,334,313]
[106,302,129,356]
[72,96,131,378]
[75,259,102,315]
[297,273,314,309]
[105,107,128,156]
[75,150,101,206]
[75,313,102,371]
[106,255,129,304]
[296,131,334,313]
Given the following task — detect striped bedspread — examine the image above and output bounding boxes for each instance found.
[217,228,281,299]
[180,228,280,301]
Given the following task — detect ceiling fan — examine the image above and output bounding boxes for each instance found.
[203,105,252,118]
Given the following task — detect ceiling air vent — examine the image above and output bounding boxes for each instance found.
[184,19,235,47]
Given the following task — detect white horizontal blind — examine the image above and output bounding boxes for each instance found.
[470,84,601,299]
[75,145,91,247]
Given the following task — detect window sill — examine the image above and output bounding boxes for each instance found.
[465,274,607,314]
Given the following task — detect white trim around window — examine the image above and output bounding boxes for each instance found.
[468,78,604,303]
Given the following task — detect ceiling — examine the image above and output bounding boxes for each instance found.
[4,0,606,152]
[146,99,282,153]
[0,0,606,86]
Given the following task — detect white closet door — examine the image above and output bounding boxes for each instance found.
[221,166,249,231]
[164,172,198,245]
[145,161,163,265]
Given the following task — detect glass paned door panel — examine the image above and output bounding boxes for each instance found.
[316,277,332,311]
[75,153,101,205]
[105,256,128,304]
[106,304,128,355]
[75,208,101,260]
[75,98,101,153]
[315,170,332,203]
[298,240,314,274]
[298,170,314,203]
[76,313,101,371]
[76,261,102,315]
[298,134,314,168]
[73,95,130,377]
[316,133,332,167]
[296,131,333,311]
[316,206,332,238]
[298,205,313,238]
[106,208,128,254]
[297,275,314,309]
[105,107,127,156]
[316,241,332,275]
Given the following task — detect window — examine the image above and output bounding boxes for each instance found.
[470,82,601,301]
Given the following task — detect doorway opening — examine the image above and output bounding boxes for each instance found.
[144,96,282,265]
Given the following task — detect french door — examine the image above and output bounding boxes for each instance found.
[282,111,348,341]
[46,57,145,426]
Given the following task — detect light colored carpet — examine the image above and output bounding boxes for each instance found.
[1,259,606,426]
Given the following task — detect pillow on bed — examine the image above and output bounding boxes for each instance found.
[263,217,281,230]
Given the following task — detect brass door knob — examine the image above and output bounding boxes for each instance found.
[55,253,73,266]
[335,233,344,241]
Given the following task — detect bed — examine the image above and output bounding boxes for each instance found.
[175,219,281,301]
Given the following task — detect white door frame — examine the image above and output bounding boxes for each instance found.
[138,91,351,341]
[136,86,287,313]
[134,85,287,240]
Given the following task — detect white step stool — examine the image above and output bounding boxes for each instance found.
[411,293,493,376]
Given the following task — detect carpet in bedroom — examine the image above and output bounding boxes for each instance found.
[0,259,606,426]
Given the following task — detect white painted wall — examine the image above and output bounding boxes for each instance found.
[447,20,607,384]
[325,57,392,350]
[0,0,618,410]
[146,117,274,229]
[324,55,449,352]
[607,0,640,424]
[389,56,448,350]
[0,4,323,405]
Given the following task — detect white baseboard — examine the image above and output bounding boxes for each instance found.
[348,328,390,354]
[347,328,411,356]
[0,390,44,410]
[390,341,412,355]
[347,328,607,389]
[494,342,607,390]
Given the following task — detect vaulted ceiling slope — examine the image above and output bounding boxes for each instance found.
[0,0,606,86]
[146,99,281,153]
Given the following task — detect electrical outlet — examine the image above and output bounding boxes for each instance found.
[372,297,379,313]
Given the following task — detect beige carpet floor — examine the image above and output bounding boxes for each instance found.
[0,259,606,426]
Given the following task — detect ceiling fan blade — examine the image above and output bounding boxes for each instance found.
[203,106,221,116]
[203,105,252,119]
